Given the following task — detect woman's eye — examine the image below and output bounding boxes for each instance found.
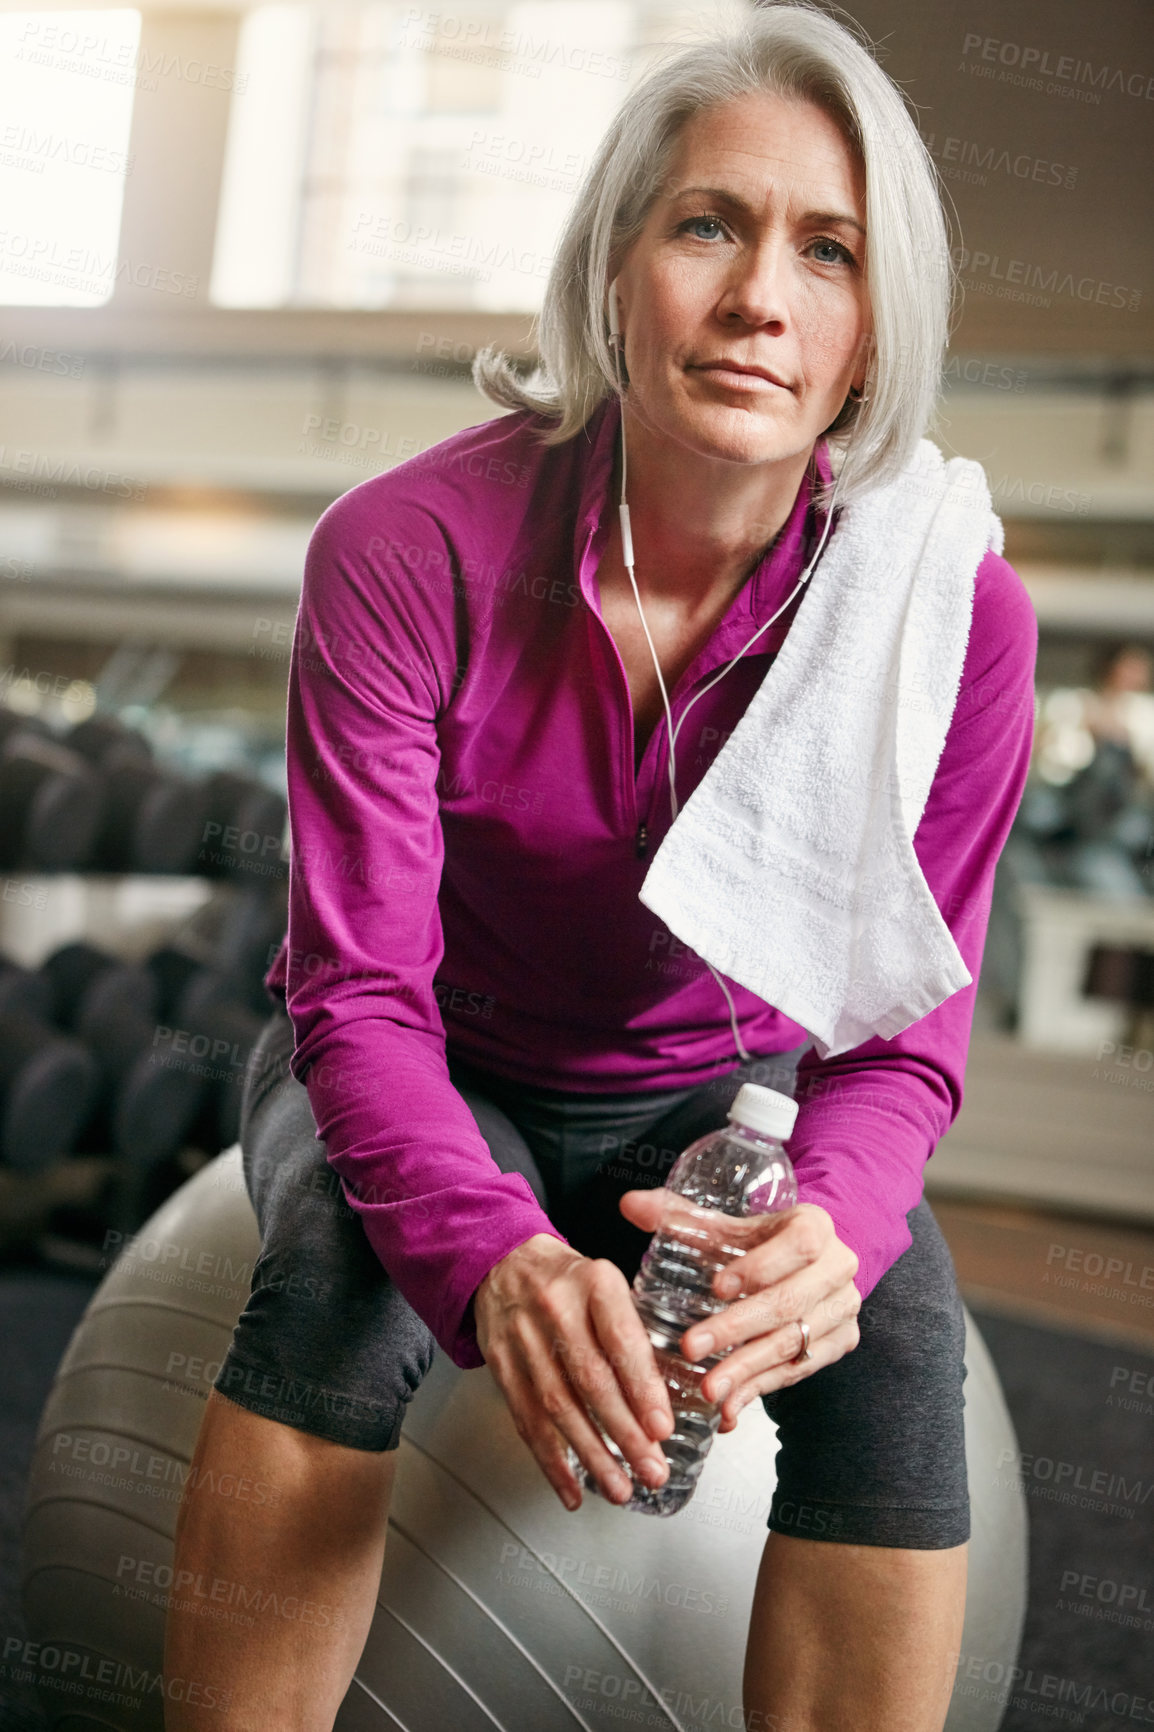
[810,236,856,266]
[680,214,726,241]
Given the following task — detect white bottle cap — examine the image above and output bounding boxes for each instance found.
[727,1082,798,1141]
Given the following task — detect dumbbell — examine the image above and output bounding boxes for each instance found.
[91,761,213,875]
[31,942,210,1238]
[197,770,288,881]
[20,942,207,1193]
[0,1010,99,1171]
[166,884,286,1014]
[148,944,246,1150]
[147,944,226,1022]
[67,714,154,772]
[0,728,104,871]
[0,710,52,749]
[62,1002,211,1242]
[43,941,194,1156]
[214,885,289,1013]
[145,945,267,1152]
[80,1009,207,1166]
[70,714,215,876]
[0,957,54,1021]
[43,943,200,1143]
[41,941,159,1032]
[41,941,202,1164]
[172,987,267,1151]
[0,951,100,1171]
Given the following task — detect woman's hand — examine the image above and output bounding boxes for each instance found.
[473,1234,674,1510]
[617,1193,861,1433]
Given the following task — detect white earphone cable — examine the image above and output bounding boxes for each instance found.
[607,288,852,1064]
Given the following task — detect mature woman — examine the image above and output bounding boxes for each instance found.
[167,5,1037,1728]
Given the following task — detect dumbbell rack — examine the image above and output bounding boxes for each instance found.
[0,873,214,970]
[0,705,288,1273]
[0,876,286,1273]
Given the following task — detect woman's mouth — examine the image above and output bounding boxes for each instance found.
[691,362,791,392]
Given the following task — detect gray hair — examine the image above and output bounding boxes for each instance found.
[472,1,952,506]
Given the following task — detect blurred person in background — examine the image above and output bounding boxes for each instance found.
[1059,641,1154,896]
[983,643,1154,1029]
[1017,640,1154,897]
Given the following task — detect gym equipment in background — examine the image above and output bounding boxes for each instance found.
[91,763,213,876]
[145,944,266,1149]
[0,1011,98,1171]
[69,715,211,876]
[198,769,288,882]
[68,716,155,773]
[0,699,289,1250]
[42,942,160,1032]
[0,958,54,1020]
[22,1149,1028,1732]
[0,703,286,877]
[0,954,106,1173]
[0,725,104,872]
[0,927,276,1257]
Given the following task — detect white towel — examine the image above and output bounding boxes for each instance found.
[637,438,1004,1060]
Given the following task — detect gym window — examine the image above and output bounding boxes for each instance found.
[0,9,141,306]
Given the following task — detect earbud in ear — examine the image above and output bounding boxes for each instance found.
[607,276,621,342]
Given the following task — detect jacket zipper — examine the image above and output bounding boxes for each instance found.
[580,536,673,863]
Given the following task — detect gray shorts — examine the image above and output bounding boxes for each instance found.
[214,1012,970,1550]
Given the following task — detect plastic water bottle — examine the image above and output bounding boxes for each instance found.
[570,1082,799,1516]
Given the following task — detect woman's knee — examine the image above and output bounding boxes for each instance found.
[223,1090,439,1454]
[196,1385,401,1473]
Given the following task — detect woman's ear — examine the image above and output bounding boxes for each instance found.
[851,332,875,396]
[606,274,630,388]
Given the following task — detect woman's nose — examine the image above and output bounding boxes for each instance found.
[717,240,790,328]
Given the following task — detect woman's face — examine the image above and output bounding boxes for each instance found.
[612,90,871,474]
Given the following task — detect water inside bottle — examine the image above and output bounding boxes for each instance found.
[567,1112,797,1516]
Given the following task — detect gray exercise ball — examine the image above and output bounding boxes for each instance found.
[22,1149,1027,1732]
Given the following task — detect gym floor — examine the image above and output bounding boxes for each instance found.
[2,1201,1153,1732]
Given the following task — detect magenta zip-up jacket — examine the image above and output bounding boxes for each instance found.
[268,395,1038,1369]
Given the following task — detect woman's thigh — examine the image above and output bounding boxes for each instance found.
[213,1027,794,1451]
[760,1199,970,1550]
[475,1043,811,1277]
[216,1020,968,1540]
[511,1060,969,1552]
[213,1014,549,1451]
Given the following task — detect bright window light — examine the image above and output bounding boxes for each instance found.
[211,1,734,311]
[0,9,141,306]
[210,5,316,308]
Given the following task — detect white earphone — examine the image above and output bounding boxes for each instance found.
[606,275,853,1062]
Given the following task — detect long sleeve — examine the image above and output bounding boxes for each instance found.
[786,549,1039,1300]
[282,490,564,1370]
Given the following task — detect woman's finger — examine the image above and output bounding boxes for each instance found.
[514,1325,656,1504]
[682,1267,835,1357]
[683,1220,856,1361]
[534,1273,671,1487]
[481,1278,637,1511]
[713,1315,863,1428]
[617,1188,666,1233]
[494,1357,588,1507]
[475,1237,673,1508]
[586,1259,673,1440]
[699,1281,861,1404]
[710,1204,855,1303]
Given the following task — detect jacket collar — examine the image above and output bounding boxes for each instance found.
[572,393,834,638]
